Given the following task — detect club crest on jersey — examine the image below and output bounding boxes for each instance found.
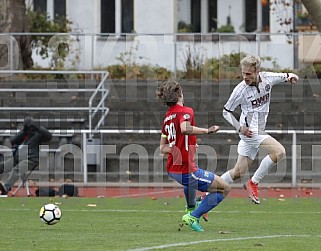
[183,114,190,120]
[265,84,271,92]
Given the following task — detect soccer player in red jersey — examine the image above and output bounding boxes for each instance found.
[156,80,231,232]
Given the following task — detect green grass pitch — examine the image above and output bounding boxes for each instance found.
[1,196,321,250]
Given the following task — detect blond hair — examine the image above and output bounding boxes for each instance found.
[240,55,261,71]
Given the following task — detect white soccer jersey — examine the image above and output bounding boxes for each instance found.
[223,71,289,134]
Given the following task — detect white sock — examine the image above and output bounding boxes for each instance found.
[220,171,234,184]
[252,155,276,184]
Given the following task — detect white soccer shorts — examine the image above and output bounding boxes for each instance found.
[237,134,271,160]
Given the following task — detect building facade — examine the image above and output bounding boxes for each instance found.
[24,0,318,71]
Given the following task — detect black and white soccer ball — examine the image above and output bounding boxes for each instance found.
[39,203,62,225]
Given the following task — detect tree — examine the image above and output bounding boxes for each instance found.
[0,0,73,70]
[0,0,33,69]
[27,9,73,69]
[300,0,321,32]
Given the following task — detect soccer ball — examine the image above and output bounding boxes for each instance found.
[39,204,62,225]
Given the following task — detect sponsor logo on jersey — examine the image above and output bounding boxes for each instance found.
[251,93,270,108]
[164,113,177,123]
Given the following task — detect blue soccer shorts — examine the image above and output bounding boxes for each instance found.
[168,168,215,192]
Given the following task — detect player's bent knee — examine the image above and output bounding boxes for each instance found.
[276,147,286,161]
[208,176,231,195]
[224,183,231,196]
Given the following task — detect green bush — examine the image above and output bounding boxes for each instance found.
[179,52,245,80]
[177,21,193,33]
[217,24,235,33]
[298,64,321,79]
[107,64,172,80]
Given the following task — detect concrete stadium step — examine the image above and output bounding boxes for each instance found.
[1,78,320,183]
[0,114,88,129]
[103,111,226,129]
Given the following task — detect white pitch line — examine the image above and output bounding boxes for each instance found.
[111,188,183,198]
[127,235,311,251]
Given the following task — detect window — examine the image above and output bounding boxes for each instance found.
[188,0,217,33]
[54,0,66,19]
[191,0,201,32]
[245,0,257,32]
[245,0,270,32]
[101,0,134,34]
[34,0,47,13]
[262,0,270,32]
[121,0,134,33]
[101,0,115,33]
[208,0,217,32]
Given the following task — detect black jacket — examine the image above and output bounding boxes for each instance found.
[11,125,52,162]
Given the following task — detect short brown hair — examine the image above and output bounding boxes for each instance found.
[156,80,182,107]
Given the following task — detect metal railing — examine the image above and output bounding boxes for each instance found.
[1,128,320,187]
[88,72,110,134]
[0,70,110,132]
[79,128,321,186]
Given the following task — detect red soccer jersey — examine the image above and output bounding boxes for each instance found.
[161,104,198,174]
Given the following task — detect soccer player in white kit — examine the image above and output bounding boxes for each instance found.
[221,55,299,204]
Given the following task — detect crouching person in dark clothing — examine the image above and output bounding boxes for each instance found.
[0,117,52,195]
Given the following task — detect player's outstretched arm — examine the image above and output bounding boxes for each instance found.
[287,73,299,84]
[207,125,220,134]
[180,121,219,135]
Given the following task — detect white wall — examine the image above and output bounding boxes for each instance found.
[27,0,295,70]
[67,0,98,33]
[134,0,176,33]
[31,33,294,71]
[92,34,294,71]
